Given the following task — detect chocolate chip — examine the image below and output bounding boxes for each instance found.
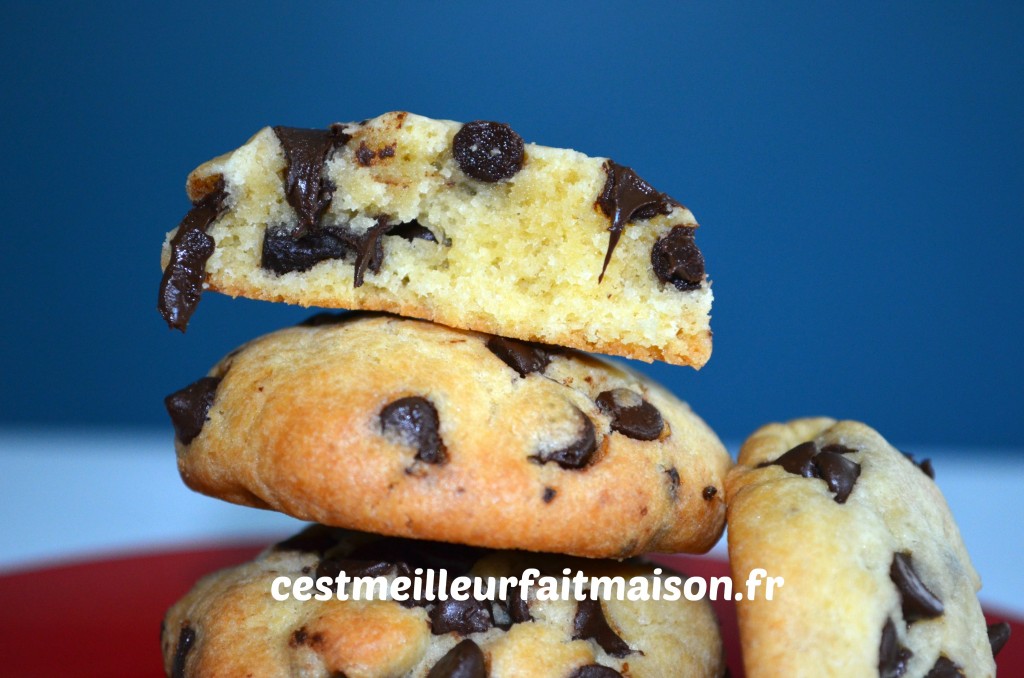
[261,226,348,274]
[290,627,309,647]
[988,621,1011,657]
[924,657,964,678]
[595,389,664,441]
[316,556,399,582]
[506,584,531,624]
[273,125,349,236]
[763,441,819,477]
[762,441,861,504]
[596,161,679,282]
[426,639,486,678]
[273,524,345,555]
[542,487,557,503]
[813,450,861,504]
[568,666,624,678]
[665,467,680,501]
[171,625,196,678]
[158,178,229,331]
[261,217,392,288]
[355,141,375,166]
[878,618,913,678]
[573,598,633,657]
[387,219,437,242]
[702,486,717,500]
[530,411,598,469]
[890,552,944,623]
[485,336,553,377]
[902,451,936,480]
[164,376,221,445]
[452,120,524,182]
[650,226,705,292]
[430,597,494,635]
[380,396,447,464]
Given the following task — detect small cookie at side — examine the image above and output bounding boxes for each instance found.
[165,313,730,558]
[161,525,727,678]
[726,418,1000,678]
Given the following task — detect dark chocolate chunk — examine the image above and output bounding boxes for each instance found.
[568,666,624,678]
[878,618,913,678]
[542,487,557,503]
[762,441,861,504]
[355,141,375,166]
[273,125,349,236]
[273,524,344,555]
[595,389,664,441]
[988,621,1011,657]
[426,639,486,678]
[316,556,398,582]
[924,657,965,678]
[596,161,679,282]
[452,120,524,182]
[430,597,494,635]
[380,396,447,464]
[261,217,393,287]
[164,376,221,445]
[702,486,717,500]
[158,179,229,331]
[506,584,532,624]
[665,467,680,500]
[890,552,944,623]
[530,411,598,470]
[387,219,437,242]
[171,625,196,678]
[650,225,705,291]
[902,451,936,480]
[573,598,633,657]
[485,336,553,377]
[261,226,349,274]
[813,450,861,504]
[764,441,820,478]
[349,217,392,287]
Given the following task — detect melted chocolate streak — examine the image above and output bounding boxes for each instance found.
[596,161,678,282]
[158,179,228,331]
[274,125,350,237]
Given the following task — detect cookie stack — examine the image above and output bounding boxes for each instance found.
[157,112,1011,677]
[158,113,731,677]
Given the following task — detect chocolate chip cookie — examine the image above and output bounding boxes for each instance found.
[166,313,730,558]
[725,418,999,678]
[158,111,713,367]
[161,525,726,678]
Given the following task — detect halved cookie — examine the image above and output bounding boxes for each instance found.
[158,112,712,367]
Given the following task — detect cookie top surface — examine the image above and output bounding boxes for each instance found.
[725,418,998,678]
[167,313,730,558]
[161,525,726,678]
[158,111,712,367]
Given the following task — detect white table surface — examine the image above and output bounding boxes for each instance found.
[1,430,1021,617]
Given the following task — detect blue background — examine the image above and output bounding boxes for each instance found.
[3,2,1021,448]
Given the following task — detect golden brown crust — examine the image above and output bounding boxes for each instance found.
[726,419,995,678]
[173,314,730,558]
[162,527,726,678]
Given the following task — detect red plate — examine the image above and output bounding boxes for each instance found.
[0,545,1018,677]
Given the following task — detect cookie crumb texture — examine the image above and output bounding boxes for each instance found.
[725,419,996,678]
[160,111,712,367]
[171,314,730,558]
[161,527,726,678]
